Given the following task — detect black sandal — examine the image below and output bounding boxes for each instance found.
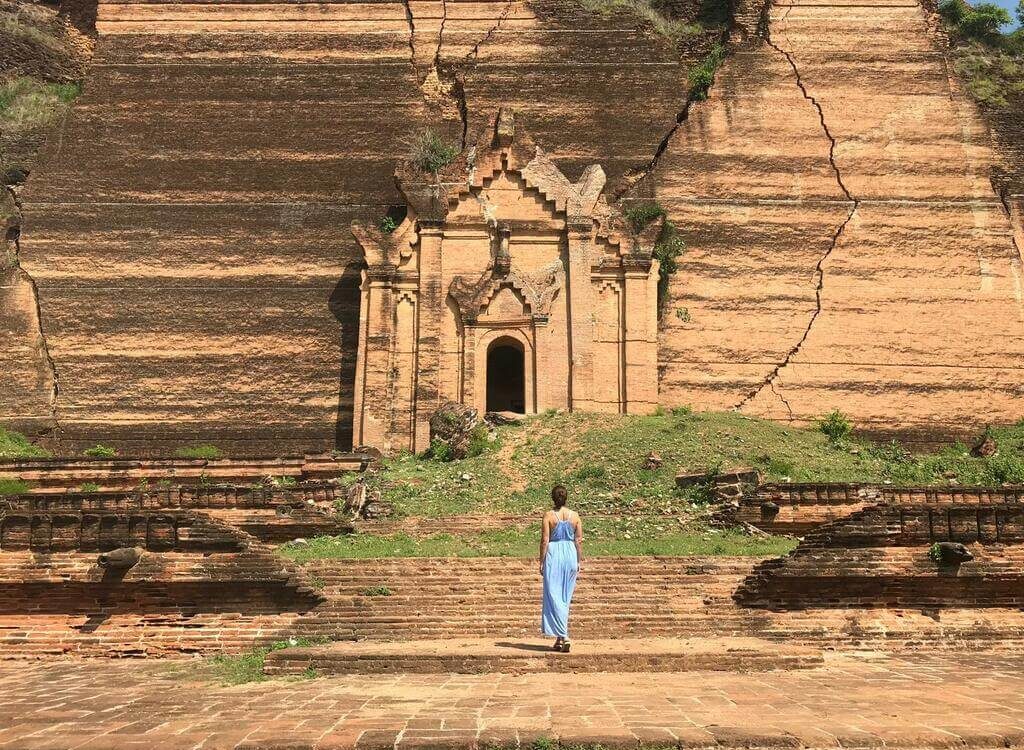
[561,640,571,653]
[552,638,563,651]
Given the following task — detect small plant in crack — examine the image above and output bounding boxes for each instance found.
[688,44,726,101]
[625,201,686,316]
[409,129,459,173]
[362,585,394,597]
[379,215,398,233]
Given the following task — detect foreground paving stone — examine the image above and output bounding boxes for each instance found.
[3,652,1024,749]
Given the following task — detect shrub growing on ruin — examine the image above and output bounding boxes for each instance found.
[78,482,100,492]
[625,201,686,316]
[818,410,852,443]
[379,215,398,233]
[83,444,116,457]
[409,129,458,174]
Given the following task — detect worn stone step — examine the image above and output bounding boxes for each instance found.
[264,637,823,676]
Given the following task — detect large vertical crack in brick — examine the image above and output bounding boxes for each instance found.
[400,0,418,76]
[734,9,860,418]
[2,184,60,433]
[425,0,515,147]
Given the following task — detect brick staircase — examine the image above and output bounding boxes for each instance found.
[0,505,324,657]
[282,556,1024,658]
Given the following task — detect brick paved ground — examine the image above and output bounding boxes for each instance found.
[3,651,1024,750]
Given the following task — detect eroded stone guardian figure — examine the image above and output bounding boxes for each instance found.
[540,484,584,651]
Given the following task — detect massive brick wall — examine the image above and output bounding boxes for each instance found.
[7,0,698,453]
[656,0,1024,438]
[3,0,1021,451]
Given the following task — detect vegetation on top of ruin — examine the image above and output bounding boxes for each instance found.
[278,410,1024,560]
[575,0,732,43]
[0,1,90,178]
[940,0,1024,108]
[338,410,1024,521]
[577,0,705,41]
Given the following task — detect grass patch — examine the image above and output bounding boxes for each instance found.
[361,585,394,596]
[578,0,707,41]
[0,76,80,133]
[206,637,329,685]
[353,411,1024,520]
[0,427,50,458]
[174,444,223,460]
[279,518,798,561]
[0,478,30,495]
[82,444,116,458]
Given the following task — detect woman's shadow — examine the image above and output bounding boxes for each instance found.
[493,641,555,652]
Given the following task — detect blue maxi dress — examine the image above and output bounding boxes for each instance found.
[541,517,579,638]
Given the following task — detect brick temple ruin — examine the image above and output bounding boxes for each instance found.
[351,111,660,453]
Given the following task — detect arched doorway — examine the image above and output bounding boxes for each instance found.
[486,337,525,413]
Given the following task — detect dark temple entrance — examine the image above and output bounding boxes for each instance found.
[486,338,525,413]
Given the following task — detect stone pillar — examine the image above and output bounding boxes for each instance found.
[622,259,659,413]
[352,265,397,450]
[412,225,444,454]
[565,223,595,411]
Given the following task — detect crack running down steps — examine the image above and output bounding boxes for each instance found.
[264,637,822,676]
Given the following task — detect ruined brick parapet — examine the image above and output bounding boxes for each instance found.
[736,501,1024,609]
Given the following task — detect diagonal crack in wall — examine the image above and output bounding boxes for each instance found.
[733,13,860,418]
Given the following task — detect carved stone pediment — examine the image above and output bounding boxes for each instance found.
[448,260,564,322]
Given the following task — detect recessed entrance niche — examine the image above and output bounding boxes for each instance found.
[350,109,663,454]
[486,338,525,413]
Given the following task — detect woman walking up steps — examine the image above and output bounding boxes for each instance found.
[539,484,583,652]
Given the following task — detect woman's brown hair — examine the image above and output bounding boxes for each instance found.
[551,485,568,509]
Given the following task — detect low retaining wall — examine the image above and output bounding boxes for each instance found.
[0,453,370,490]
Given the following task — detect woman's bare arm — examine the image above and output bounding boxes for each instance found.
[539,513,550,575]
[574,514,583,571]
